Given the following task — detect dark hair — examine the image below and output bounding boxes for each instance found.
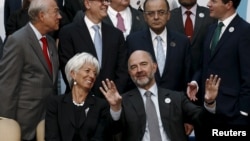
[143,0,170,11]
[222,0,241,9]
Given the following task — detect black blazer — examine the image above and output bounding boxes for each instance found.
[45,93,113,141]
[193,15,250,125]
[117,88,204,141]
[126,28,191,92]
[4,0,22,26]
[58,12,129,97]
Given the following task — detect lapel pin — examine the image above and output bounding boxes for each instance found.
[170,42,176,47]
[229,27,234,32]
[199,13,205,18]
[136,16,140,21]
[165,98,171,104]
[137,0,140,5]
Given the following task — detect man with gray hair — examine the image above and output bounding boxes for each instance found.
[0,0,61,140]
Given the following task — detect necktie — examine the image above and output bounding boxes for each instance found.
[92,25,102,66]
[184,11,193,39]
[210,22,224,55]
[116,13,126,32]
[156,36,165,76]
[40,37,52,74]
[145,91,162,141]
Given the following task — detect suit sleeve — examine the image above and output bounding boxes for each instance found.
[0,36,24,118]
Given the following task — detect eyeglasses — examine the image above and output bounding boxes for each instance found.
[144,10,169,17]
[89,0,111,4]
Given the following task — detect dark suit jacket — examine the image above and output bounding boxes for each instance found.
[194,15,250,125]
[58,12,129,97]
[4,0,22,26]
[63,0,86,22]
[167,5,216,74]
[102,6,147,37]
[118,88,204,141]
[0,24,59,140]
[126,29,191,92]
[5,9,29,36]
[45,93,113,141]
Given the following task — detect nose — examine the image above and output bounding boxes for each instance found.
[153,12,159,19]
[58,13,62,19]
[89,71,96,78]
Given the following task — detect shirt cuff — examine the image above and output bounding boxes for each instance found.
[204,101,216,114]
[191,81,199,92]
[110,108,122,121]
[240,111,248,116]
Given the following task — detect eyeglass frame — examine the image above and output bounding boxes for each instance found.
[144,10,169,17]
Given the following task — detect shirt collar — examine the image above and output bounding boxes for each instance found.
[138,83,158,97]
[84,15,102,29]
[218,12,237,28]
[181,4,197,16]
[29,22,43,40]
[150,28,167,43]
[108,6,130,16]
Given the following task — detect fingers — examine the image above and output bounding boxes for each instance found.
[207,74,221,86]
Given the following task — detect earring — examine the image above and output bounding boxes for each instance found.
[73,80,77,85]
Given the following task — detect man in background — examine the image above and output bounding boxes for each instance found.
[0,0,61,140]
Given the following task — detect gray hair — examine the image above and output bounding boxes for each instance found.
[28,0,52,22]
[65,52,100,88]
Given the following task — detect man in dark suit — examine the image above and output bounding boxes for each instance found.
[187,0,250,140]
[127,0,191,93]
[4,0,22,27]
[0,0,61,140]
[100,50,221,141]
[58,0,129,97]
[126,0,193,135]
[102,0,147,39]
[167,0,215,76]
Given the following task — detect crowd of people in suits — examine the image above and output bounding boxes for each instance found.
[0,0,250,141]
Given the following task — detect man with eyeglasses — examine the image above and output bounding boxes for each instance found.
[58,0,129,102]
[126,0,193,138]
[0,0,61,140]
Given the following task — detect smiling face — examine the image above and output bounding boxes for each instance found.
[85,0,110,23]
[128,50,157,89]
[71,63,98,91]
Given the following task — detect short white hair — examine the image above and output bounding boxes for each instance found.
[65,52,100,88]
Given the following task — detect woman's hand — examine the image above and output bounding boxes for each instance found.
[100,79,122,112]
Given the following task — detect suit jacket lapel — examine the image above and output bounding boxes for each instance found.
[127,89,147,140]
[171,8,185,33]
[62,93,76,127]
[77,13,98,59]
[192,6,204,43]
[210,15,240,59]
[158,88,171,139]
[26,24,53,78]
[78,94,95,127]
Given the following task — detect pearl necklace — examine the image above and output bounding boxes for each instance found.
[72,100,85,106]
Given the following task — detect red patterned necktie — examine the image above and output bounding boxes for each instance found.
[185,11,193,39]
[40,37,52,74]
